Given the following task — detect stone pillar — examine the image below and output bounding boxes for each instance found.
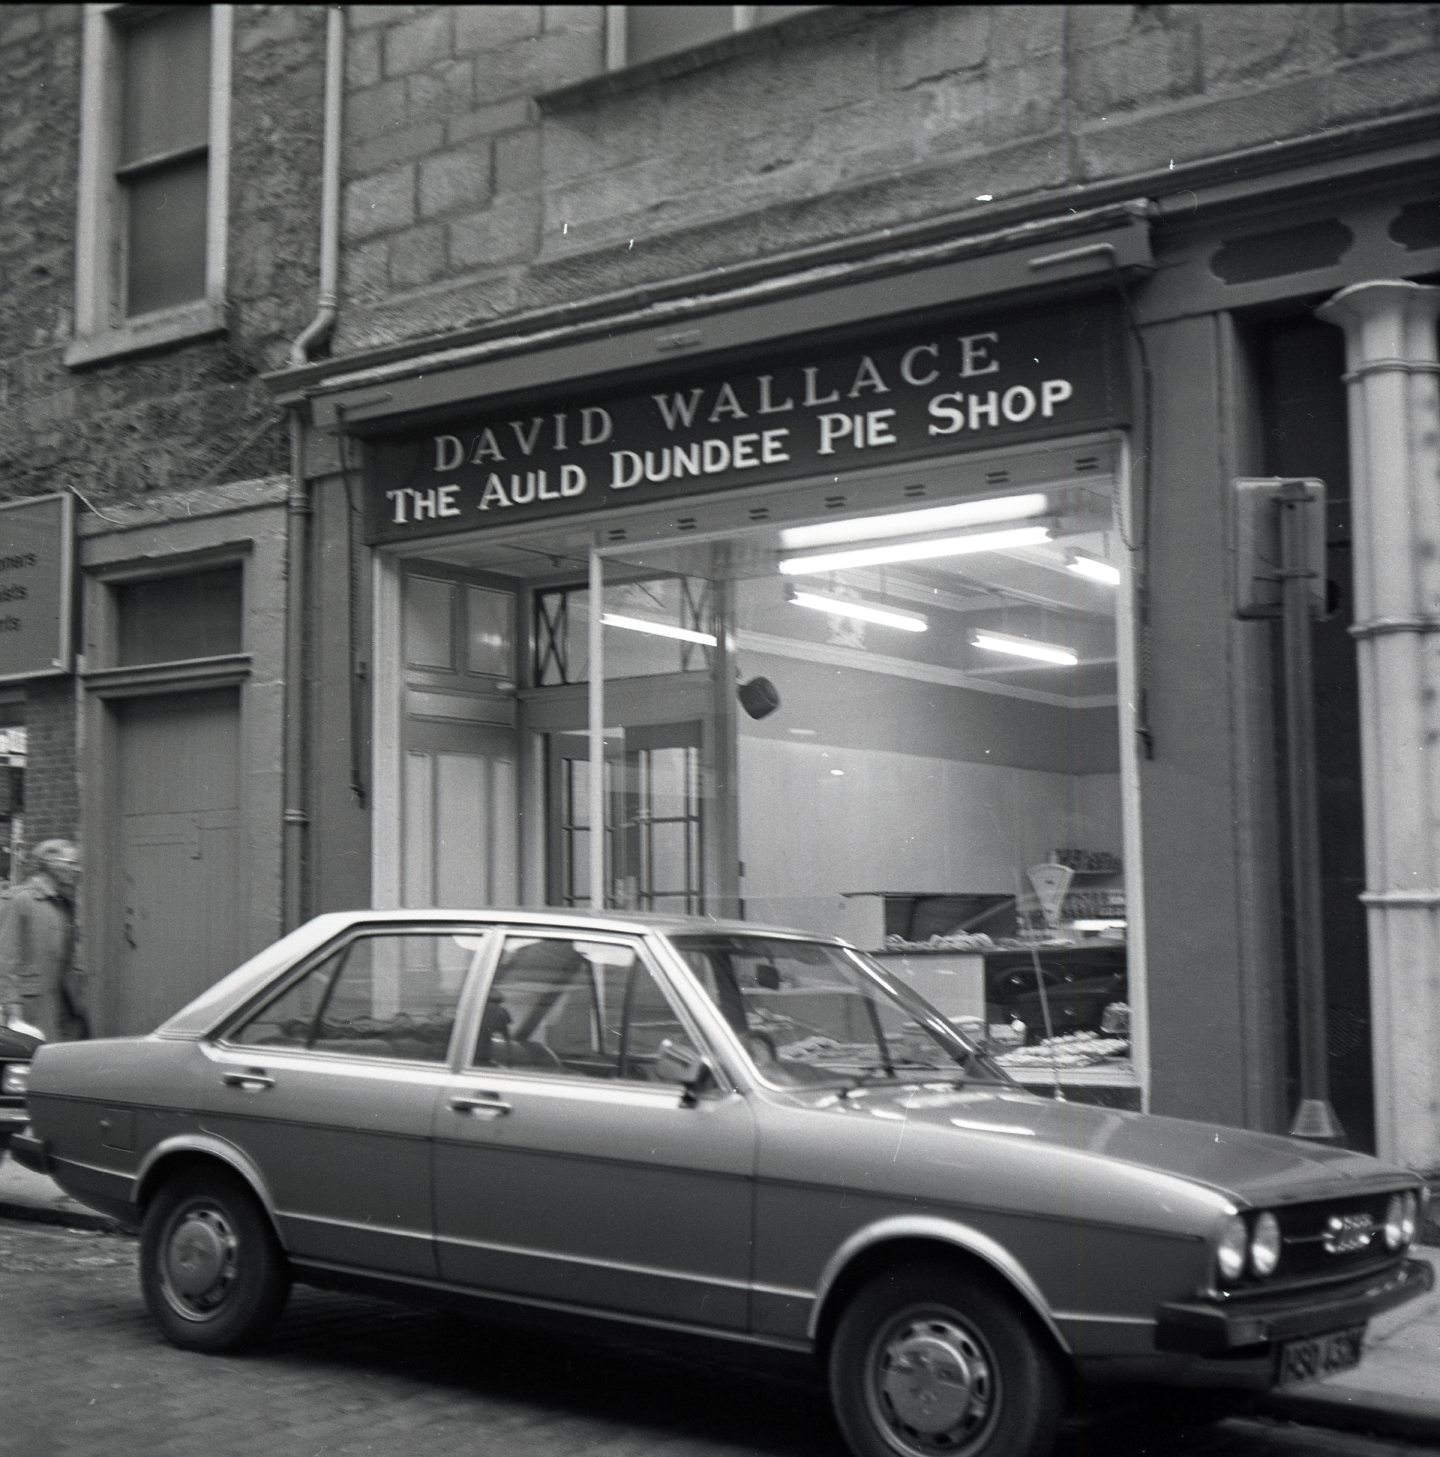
[1317,280,1440,1170]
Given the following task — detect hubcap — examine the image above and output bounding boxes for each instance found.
[161,1205,238,1318]
[870,1315,995,1455]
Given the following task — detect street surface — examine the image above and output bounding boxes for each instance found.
[0,1221,1429,1457]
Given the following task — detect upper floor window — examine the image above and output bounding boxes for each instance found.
[69,4,233,368]
[606,5,819,69]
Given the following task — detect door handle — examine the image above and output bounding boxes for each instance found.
[449,1092,512,1118]
[222,1070,275,1091]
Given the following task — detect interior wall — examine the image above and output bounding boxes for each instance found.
[736,655,1122,937]
[738,734,1120,936]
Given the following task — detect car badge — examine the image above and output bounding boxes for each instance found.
[1323,1212,1375,1255]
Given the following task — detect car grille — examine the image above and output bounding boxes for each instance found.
[1274,1194,1398,1282]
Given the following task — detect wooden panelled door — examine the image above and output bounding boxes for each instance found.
[400,562,520,909]
[112,688,242,1034]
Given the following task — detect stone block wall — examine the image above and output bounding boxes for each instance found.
[333,3,1440,354]
[0,4,329,514]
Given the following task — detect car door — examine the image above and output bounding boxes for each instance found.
[432,929,758,1330]
[202,924,491,1279]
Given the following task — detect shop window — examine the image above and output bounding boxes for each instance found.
[68,4,233,367]
[590,477,1136,1096]
[607,5,821,69]
[115,566,243,666]
[533,576,712,686]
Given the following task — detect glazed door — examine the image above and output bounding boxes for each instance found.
[546,721,705,911]
[401,563,519,908]
[112,689,242,1034]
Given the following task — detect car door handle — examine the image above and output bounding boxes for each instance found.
[449,1093,512,1118]
[222,1070,275,1091]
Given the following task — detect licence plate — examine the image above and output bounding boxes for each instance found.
[1276,1326,1365,1386]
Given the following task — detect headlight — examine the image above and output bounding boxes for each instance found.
[0,1064,28,1096]
[1250,1211,1282,1277]
[1385,1192,1419,1251]
[1216,1213,1248,1283]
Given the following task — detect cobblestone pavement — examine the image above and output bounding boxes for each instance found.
[0,1222,1430,1457]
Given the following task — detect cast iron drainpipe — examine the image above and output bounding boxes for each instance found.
[283,3,344,932]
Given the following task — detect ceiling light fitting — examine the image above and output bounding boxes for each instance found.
[970,629,1078,666]
[787,587,928,632]
[600,612,717,646]
[778,492,1049,550]
[1065,550,1122,586]
[779,524,1052,576]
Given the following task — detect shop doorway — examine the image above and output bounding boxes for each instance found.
[110,688,241,1034]
[398,562,519,909]
[546,720,705,911]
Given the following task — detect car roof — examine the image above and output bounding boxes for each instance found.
[155,908,847,1038]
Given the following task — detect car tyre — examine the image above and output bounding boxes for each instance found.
[140,1167,290,1352]
[829,1262,1064,1457]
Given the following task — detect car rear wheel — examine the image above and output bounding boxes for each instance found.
[140,1167,289,1352]
[829,1262,1064,1457]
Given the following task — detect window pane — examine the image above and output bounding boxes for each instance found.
[467,586,514,677]
[231,950,342,1050]
[404,575,455,670]
[625,6,733,65]
[232,932,479,1061]
[125,156,209,316]
[121,6,211,165]
[475,936,695,1080]
[116,567,242,666]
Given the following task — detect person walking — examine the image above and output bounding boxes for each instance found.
[0,839,85,1040]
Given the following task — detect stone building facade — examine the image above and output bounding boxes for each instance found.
[2,4,1439,1164]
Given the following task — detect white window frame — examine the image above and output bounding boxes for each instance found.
[68,2,233,369]
[605,5,812,71]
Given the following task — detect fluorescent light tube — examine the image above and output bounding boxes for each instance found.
[779,524,1052,575]
[788,588,928,632]
[778,493,1048,550]
[1066,551,1122,586]
[600,612,717,646]
[970,629,1078,666]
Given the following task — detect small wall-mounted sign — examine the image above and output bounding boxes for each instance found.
[0,492,75,682]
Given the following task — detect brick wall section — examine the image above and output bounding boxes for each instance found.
[332,3,1440,354]
[0,4,329,514]
[16,676,77,849]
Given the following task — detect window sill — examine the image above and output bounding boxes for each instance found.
[65,298,227,370]
[537,5,898,116]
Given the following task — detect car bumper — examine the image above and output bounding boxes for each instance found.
[0,1106,29,1150]
[7,1125,47,1173]
[1155,1256,1433,1356]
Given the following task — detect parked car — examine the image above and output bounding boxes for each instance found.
[0,1017,42,1165]
[13,910,1432,1457]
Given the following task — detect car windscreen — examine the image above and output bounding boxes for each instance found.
[667,933,1014,1090]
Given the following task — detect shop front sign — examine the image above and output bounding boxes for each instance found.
[0,492,74,682]
[364,297,1126,544]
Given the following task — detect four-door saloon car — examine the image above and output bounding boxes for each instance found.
[0,1017,42,1166]
[12,910,1433,1457]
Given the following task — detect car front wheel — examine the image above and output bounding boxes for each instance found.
[829,1262,1064,1457]
[140,1167,290,1352]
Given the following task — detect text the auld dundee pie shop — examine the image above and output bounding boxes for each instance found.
[364,300,1124,542]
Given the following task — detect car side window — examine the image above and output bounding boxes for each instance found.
[231,930,484,1063]
[474,935,699,1082]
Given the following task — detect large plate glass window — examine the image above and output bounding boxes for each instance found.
[592,468,1136,1093]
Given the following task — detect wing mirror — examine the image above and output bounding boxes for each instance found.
[653,1038,714,1100]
